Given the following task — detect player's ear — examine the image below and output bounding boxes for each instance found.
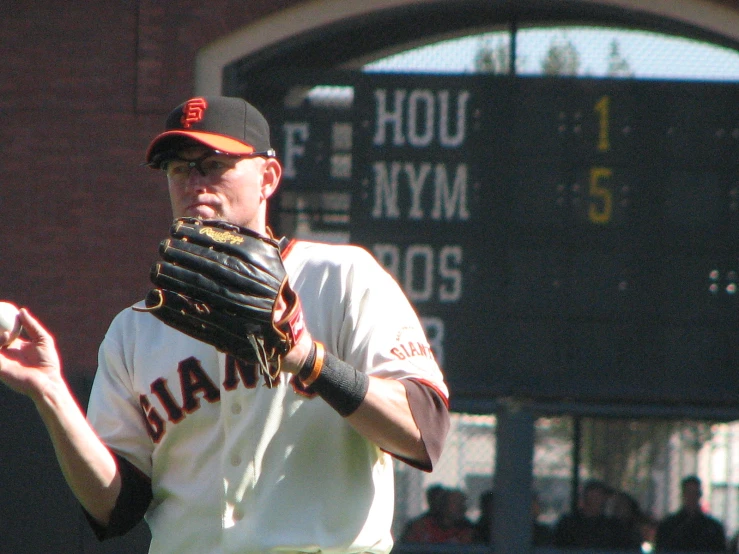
[261,157,282,200]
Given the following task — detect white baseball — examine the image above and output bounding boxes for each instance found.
[0,302,22,347]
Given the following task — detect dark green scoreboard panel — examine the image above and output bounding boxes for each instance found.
[259,72,739,407]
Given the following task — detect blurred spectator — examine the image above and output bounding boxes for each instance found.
[553,479,634,549]
[610,490,654,549]
[442,489,475,543]
[400,487,474,544]
[471,489,554,547]
[532,492,554,547]
[472,489,495,544]
[399,484,447,543]
[654,475,726,552]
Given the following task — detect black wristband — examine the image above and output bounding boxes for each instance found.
[311,351,370,417]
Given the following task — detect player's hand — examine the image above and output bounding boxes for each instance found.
[273,294,313,374]
[280,330,314,374]
[141,218,305,387]
[0,308,63,398]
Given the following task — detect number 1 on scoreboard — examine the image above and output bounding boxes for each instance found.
[594,95,611,152]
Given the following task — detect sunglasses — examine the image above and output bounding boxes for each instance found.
[149,148,276,176]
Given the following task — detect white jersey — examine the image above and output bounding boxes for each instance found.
[87,240,449,554]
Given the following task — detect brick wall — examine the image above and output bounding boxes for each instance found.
[0,0,296,378]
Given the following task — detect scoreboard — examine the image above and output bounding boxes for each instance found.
[253,71,739,409]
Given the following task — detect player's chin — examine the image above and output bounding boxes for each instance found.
[183,205,220,220]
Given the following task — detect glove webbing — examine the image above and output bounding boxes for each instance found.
[247,332,281,388]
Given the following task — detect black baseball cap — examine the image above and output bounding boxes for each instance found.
[145,96,273,166]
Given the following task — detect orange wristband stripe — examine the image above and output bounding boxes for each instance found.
[301,342,324,388]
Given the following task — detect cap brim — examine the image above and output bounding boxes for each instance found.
[145,130,257,163]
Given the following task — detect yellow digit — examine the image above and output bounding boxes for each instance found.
[594,95,610,152]
[589,167,613,224]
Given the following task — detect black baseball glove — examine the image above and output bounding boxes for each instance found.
[136,217,304,387]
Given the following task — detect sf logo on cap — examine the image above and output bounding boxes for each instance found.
[180,98,207,128]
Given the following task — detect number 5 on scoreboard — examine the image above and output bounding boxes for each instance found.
[589,167,613,224]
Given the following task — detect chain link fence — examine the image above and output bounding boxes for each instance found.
[393,416,739,550]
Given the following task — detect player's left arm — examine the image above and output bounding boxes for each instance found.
[285,334,449,471]
[349,375,448,470]
[279,244,449,469]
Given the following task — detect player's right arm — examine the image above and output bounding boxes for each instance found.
[0,308,120,526]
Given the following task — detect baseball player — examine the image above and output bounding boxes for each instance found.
[0,96,450,554]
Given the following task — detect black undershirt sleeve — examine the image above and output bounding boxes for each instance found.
[392,379,450,472]
[83,453,153,541]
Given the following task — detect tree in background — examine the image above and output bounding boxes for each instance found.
[606,39,634,77]
[473,38,527,74]
[541,35,580,75]
[472,32,635,77]
[579,419,716,519]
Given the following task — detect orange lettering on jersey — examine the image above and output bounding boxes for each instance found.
[390,346,406,360]
[140,355,275,441]
[179,357,220,412]
[421,343,432,358]
[390,341,435,362]
[223,355,259,390]
[151,378,185,423]
[180,97,207,128]
[140,394,166,443]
